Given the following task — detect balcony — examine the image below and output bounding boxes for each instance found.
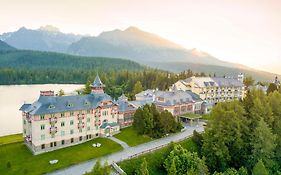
[25,135,32,142]
[49,117,57,124]
[77,114,85,120]
[49,127,58,134]
[78,122,85,129]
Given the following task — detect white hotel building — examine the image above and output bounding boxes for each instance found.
[173,74,245,107]
[20,75,133,154]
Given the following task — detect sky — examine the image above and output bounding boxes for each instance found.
[0,0,281,74]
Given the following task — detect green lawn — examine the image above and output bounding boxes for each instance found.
[0,134,23,145]
[0,138,123,175]
[114,127,154,147]
[118,138,198,175]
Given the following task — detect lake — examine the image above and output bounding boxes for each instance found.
[0,84,84,136]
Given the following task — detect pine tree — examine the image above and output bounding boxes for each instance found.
[168,159,177,175]
[250,119,276,169]
[267,83,278,95]
[133,81,143,95]
[139,158,149,175]
[252,160,268,175]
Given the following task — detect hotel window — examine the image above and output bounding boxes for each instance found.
[40,124,45,130]
[41,144,45,149]
[54,142,57,147]
[61,113,65,117]
[61,140,65,145]
[40,115,45,120]
[87,126,90,131]
[79,136,82,141]
[41,134,45,140]
[61,121,65,127]
[70,120,74,125]
[71,138,74,143]
[87,118,90,122]
[70,111,74,116]
[61,131,65,136]
[70,129,74,135]
[23,120,26,125]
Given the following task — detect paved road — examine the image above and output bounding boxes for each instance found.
[47,123,204,175]
[107,136,130,149]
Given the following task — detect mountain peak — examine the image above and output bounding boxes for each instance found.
[18,27,28,32]
[39,25,60,32]
[124,26,142,33]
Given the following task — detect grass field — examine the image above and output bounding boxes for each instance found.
[0,137,123,175]
[118,138,198,175]
[114,127,154,147]
[0,134,23,145]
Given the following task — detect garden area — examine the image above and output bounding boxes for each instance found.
[0,136,123,175]
[114,127,154,147]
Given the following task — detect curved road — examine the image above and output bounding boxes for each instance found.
[47,123,204,175]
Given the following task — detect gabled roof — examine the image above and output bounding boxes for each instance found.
[19,93,112,115]
[91,74,105,88]
[183,76,244,88]
[117,101,136,112]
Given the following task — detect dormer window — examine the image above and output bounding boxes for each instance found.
[84,101,90,105]
[67,103,74,107]
[48,104,55,109]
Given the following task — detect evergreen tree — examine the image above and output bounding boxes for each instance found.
[267,83,278,95]
[133,81,143,94]
[243,76,255,89]
[252,160,268,175]
[133,108,146,134]
[142,106,154,135]
[137,158,149,175]
[58,89,65,96]
[168,159,177,175]
[250,119,276,169]
[202,101,246,172]
[164,144,209,175]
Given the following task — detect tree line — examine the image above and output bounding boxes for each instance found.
[132,104,182,138]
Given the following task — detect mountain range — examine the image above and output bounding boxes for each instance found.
[0,25,279,81]
[0,25,82,53]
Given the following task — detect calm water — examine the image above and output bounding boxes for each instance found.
[0,84,84,136]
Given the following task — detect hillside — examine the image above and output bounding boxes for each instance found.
[149,62,278,82]
[0,40,16,51]
[0,25,82,53]
[0,50,143,84]
[68,27,234,67]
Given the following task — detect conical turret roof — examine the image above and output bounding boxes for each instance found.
[91,74,105,88]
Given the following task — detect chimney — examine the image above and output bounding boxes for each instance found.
[40,91,55,96]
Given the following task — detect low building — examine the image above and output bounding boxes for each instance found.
[20,75,121,154]
[131,89,206,116]
[173,74,245,107]
[116,94,136,128]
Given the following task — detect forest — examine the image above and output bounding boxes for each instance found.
[116,88,281,175]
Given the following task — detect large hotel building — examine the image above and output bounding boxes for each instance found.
[20,75,134,154]
[173,74,245,108]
